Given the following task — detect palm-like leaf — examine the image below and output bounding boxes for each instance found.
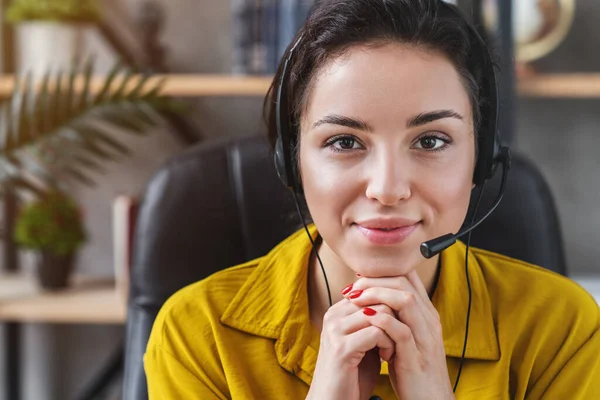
[0,59,176,198]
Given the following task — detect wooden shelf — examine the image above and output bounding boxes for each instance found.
[0,274,126,324]
[0,74,273,98]
[0,73,599,99]
[518,73,600,98]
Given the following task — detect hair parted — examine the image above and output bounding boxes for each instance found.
[264,0,496,156]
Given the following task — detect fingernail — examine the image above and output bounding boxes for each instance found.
[348,290,363,299]
[341,284,353,295]
[363,307,377,316]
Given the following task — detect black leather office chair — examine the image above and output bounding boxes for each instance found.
[122,134,567,400]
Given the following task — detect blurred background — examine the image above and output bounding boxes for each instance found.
[0,0,597,399]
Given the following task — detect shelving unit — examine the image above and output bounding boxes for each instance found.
[518,73,600,98]
[0,74,273,98]
[0,274,125,324]
[2,73,600,99]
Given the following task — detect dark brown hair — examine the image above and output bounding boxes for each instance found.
[263,0,492,159]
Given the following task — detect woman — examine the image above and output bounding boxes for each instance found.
[144,0,600,399]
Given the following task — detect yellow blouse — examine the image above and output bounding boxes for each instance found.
[144,226,600,399]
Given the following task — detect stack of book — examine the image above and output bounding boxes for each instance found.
[231,0,314,75]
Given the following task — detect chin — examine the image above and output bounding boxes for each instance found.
[346,247,423,278]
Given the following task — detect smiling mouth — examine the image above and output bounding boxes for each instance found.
[354,222,420,245]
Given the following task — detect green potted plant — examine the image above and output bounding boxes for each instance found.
[6,0,101,77]
[13,189,87,289]
[0,58,176,196]
[6,0,100,22]
[0,59,180,286]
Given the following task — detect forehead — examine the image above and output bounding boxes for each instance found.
[303,43,472,128]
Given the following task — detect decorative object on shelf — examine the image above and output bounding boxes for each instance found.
[6,0,101,77]
[0,58,177,199]
[13,189,86,289]
[483,0,576,76]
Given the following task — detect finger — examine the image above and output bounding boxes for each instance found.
[353,275,439,324]
[347,325,395,362]
[362,308,420,367]
[352,276,421,302]
[325,297,361,319]
[348,288,432,347]
[379,346,394,363]
[406,269,430,302]
[406,270,440,321]
[335,304,396,335]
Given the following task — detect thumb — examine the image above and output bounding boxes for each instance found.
[378,345,395,363]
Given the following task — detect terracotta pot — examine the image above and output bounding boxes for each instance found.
[37,251,75,290]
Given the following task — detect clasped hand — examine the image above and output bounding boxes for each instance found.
[308,270,454,400]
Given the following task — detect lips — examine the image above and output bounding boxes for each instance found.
[354,218,420,245]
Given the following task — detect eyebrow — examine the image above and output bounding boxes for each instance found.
[312,114,372,131]
[312,109,464,131]
[408,110,464,128]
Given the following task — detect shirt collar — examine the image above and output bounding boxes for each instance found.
[221,226,500,381]
[221,227,316,379]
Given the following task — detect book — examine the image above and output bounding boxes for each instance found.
[277,0,314,62]
[263,0,279,73]
[249,0,268,74]
[231,0,255,74]
[232,0,315,74]
[277,0,297,62]
[112,195,140,302]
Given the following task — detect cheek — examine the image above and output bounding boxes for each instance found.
[422,157,474,232]
[299,144,357,225]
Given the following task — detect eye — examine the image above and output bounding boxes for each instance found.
[324,135,364,152]
[413,134,450,152]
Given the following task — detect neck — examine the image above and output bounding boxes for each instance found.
[307,237,440,331]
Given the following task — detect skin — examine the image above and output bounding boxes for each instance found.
[299,43,476,399]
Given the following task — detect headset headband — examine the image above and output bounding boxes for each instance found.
[274,0,502,190]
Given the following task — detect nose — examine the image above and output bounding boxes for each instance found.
[364,150,412,206]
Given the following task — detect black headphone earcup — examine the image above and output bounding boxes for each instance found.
[488,137,501,178]
[474,131,501,186]
[274,138,289,187]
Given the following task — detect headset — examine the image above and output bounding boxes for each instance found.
[272,0,511,393]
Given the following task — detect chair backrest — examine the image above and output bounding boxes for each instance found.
[122,134,566,400]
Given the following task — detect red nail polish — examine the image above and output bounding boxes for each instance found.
[363,307,377,316]
[341,284,353,295]
[348,290,363,299]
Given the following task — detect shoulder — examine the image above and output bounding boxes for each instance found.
[148,257,261,349]
[147,226,312,349]
[143,258,262,398]
[472,247,596,309]
[472,247,599,338]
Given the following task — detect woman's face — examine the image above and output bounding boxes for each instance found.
[299,43,476,277]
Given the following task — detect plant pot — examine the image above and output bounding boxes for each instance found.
[37,250,76,290]
[14,22,90,77]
